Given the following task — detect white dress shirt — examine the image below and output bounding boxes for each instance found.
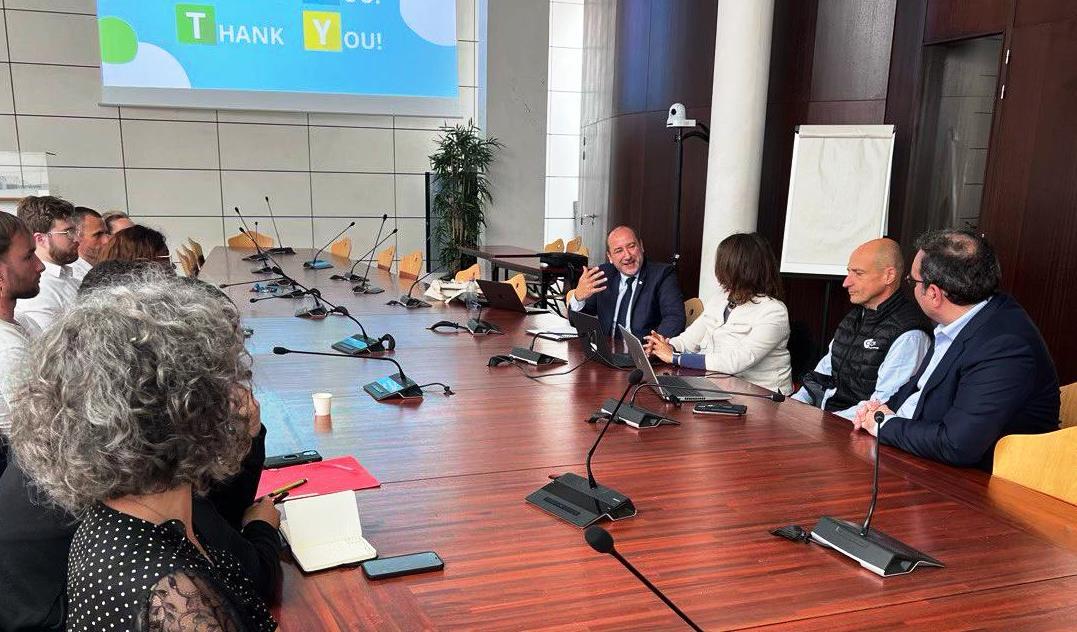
[71,257,92,283]
[13,260,80,335]
[0,318,37,434]
[792,330,932,420]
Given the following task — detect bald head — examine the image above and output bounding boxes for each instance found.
[843,238,903,309]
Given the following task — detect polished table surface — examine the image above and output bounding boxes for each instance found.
[205,247,1077,631]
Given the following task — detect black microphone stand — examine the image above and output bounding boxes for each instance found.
[352,227,398,295]
[807,411,944,576]
[304,221,356,270]
[388,266,445,309]
[263,196,295,255]
[526,370,644,527]
[234,206,269,263]
[238,226,273,273]
[329,215,390,283]
[272,347,451,401]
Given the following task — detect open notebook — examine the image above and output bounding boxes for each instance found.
[279,491,377,572]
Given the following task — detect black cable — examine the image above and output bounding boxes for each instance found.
[416,382,455,396]
[499,356,594,382]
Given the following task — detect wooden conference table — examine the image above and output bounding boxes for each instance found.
[205,247,1077,631]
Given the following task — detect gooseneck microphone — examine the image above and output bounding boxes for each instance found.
[587,369,644,488]
[269,266,395,352]
[249,289,310,302]
[263,196,295,255]
[861,411,885,536]
[272,347,449,401]
[234,207,269,263]
[807,411,944,576]
[584,526,703,632]
[525,369,643,527]
[217,277,289,289]
[238,226,273,273]
[331,214,389,283]
[304,221,356,270]
[388,265,444,309]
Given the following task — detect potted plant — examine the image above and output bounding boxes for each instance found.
[429,120,501,272]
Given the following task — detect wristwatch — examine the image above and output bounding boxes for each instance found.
[671,352,681,367]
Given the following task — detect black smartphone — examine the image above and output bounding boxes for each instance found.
[361,552,444,580]
[693,402,747,416]
[264,450,322,469]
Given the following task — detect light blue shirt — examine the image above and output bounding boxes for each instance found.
[886,297,992,426]
[792,330,932,420]
[569,273,638,337]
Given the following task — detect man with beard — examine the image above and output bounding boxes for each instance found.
[70,206,111,282]
[568,225,686,340]
[13,196,80,333]
[0,213,45,438]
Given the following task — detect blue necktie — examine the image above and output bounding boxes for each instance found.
[614,276,636,339]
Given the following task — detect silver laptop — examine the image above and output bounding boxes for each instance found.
[619,326,730,402]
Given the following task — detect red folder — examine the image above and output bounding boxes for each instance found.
[256,456,380,499]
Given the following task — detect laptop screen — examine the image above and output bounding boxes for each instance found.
[618,325,662,388]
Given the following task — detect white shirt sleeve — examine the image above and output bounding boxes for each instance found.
[832,330,933,420]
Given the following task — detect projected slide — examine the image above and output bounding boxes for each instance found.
[98,0,459,116]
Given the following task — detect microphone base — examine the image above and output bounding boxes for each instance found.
[295,305,329,320]
[467,319,502,335]
[250,265,273,274]
[810,516,944,577]
[509,347,566,366]
[596,399,679,429]
[266,246,295,255]
[353,280,385,295]
[526,472,637,528]
[330,272,365,282]
[363,373,423,401]
[331,334,386,355]
[242,252,270,262]
[392,295,431,309]
[303,259,333,270]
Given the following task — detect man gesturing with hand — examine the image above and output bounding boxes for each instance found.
[567,225,685,340]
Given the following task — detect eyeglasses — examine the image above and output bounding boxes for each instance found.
[47,228,78,240]
[905,274,928,287]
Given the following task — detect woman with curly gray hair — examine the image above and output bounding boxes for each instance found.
[9,269,277,631]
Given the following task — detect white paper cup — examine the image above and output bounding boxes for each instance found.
[312,392,333,416]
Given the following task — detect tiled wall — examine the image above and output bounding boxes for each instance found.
[0,0,480,265]
[543,0,584,245]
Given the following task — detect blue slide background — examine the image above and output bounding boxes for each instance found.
[98,0,458,98]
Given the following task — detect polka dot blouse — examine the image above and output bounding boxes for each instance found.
[66,503,277,631]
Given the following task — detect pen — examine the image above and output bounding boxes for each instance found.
[272,491,289,504]
[270,478,307,496]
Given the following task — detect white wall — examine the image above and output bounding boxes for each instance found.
[0,0,480,265]
[483,0,549,250]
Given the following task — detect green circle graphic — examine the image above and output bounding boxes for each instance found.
[99,17,138,64]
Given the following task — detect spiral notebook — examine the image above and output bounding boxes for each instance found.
[279,491,377,572]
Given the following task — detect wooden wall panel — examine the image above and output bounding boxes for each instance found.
[924,0,1011,42]
[604,0,718,296]
[811,0,898,101]
[980,13,1077,383]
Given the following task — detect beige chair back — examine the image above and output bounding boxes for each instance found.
[507,273,527,302]
[565,236,582,253]
[993,427,1077,505]
[376,245,396,271]
[544,238,564,253]
[577,245,590,259]
[684,297,704,327]
[227,231,273,249]
[454,263,481,283]
[398,250,423,279]
[329,237,352,259]
[1060,383,1077,429]
[177,246,198,278]
[186,239,205,266]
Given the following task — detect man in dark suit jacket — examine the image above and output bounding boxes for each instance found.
[854,230,1059,470]
[568,225,685,339]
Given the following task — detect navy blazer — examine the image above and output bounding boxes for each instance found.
[578,259,686,340]
[881,294,1060,470]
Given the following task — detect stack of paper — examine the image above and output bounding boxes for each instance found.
[279,491,377,572]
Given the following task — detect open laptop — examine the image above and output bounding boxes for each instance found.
[619,325,730,402]
[476,279,548,315]
[568,310,635,369]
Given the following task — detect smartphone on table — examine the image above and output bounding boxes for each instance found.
[361,551,444,580]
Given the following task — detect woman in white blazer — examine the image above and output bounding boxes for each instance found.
[645,233,793,393]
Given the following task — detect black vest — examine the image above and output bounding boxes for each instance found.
[819,291,930,412]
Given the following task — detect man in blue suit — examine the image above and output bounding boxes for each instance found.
[568,225,685,340]
[854,229,1059,470]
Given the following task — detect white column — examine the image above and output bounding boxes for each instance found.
[697,0,774,300]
